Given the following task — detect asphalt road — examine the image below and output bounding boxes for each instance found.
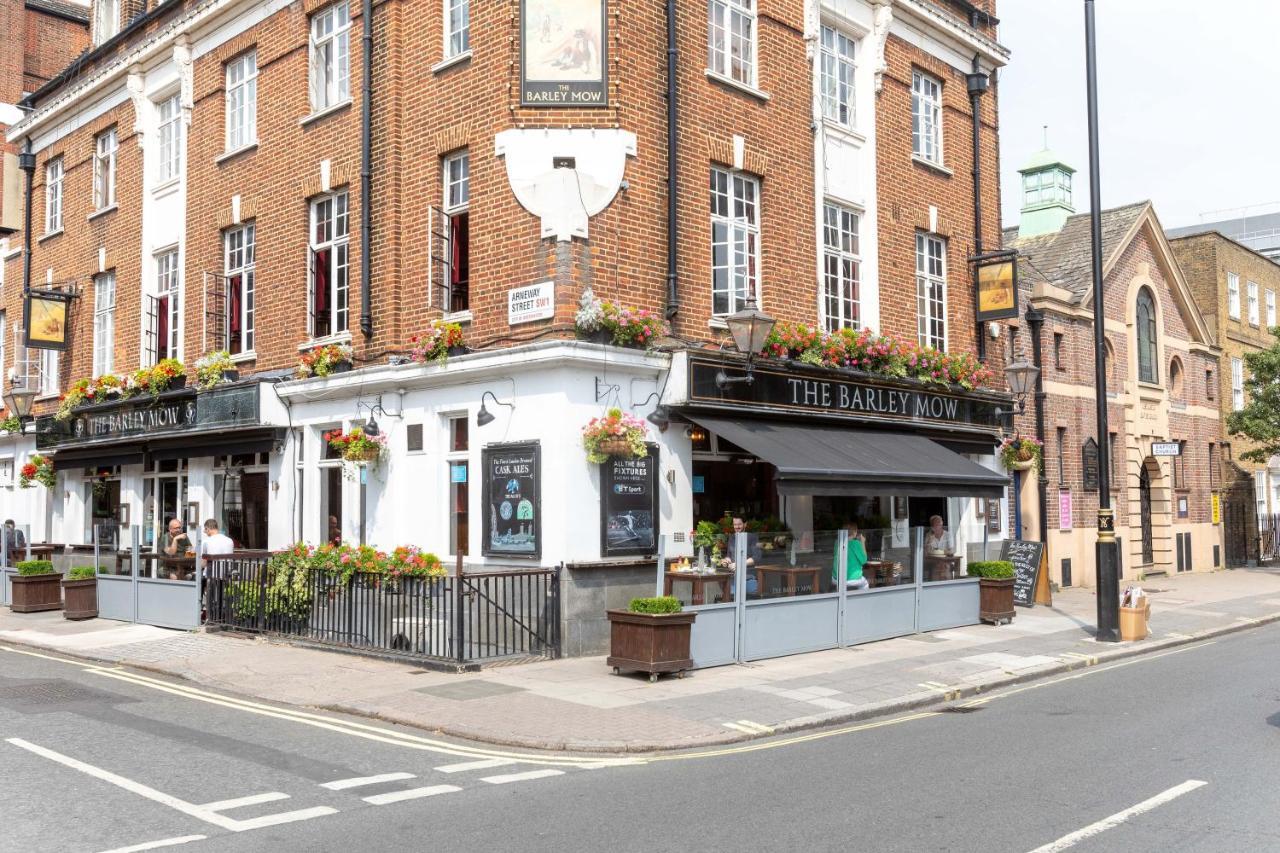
[2,622,1278,853]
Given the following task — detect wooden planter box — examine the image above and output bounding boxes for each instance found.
[62,577,98,620]
[11,573,63,613]
[606,610,697,682]
[978,577,1015,625]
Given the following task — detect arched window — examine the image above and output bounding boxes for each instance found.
[1136,288,1158,384]
[1169,356,1184,399]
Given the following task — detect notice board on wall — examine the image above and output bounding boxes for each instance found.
[600,446,659,558]
[1001,539,1045,608]
[482,442,541,559]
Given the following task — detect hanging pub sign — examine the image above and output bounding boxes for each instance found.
[1082,437,1100,491]
[520,0,608,107]
[24,290,74,351]
[482,442,541,559]
[974,257,1019,322]
[601,445,659,557]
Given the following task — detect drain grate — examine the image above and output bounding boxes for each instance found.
[939,705,982,713]
[0,679,131,711]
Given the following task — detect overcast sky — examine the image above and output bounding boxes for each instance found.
[996,0,1278,230]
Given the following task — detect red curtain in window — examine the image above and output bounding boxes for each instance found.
[312,248,330,332]
[227,274,242,347]
[449,213,469,312]
[156,295,170,360]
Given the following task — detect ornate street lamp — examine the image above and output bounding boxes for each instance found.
[716,298,777,389]
[4,382,37,424]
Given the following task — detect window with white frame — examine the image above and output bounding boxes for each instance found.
[309,3,351,112]
[225,51,257,152]
[821,201,860,331]
[1248,281,1260,325]
[39,349,58,396]
[445,0,469,58]
[44,157,63,233]
[1227,272,1240,319]
[819,25,856,129]
[445,415,469,557]
[94,0,119,44]
[1231,356,1244,411]
[708,0,756,87]
[915,232,947,350]
[93,272,116,376]
[912,71,942,163]
[225,223,255,355]
[309,191,350,338]
[710,166,760,316]
[93,129,117,210]
[443,151,469,313]
[1268,289,1276,327]
[156,95,182,183]
[145,250,182,364]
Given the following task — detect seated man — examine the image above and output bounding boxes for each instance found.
[723,516,762,596]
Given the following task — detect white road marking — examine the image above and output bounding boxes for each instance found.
[1027,780,1208,853]
[434,758,516,774]
[95,836,207,853]
[321,772,416,790]
[6,738,337,833]
[362,785,461,805]
[480,769,565,785]
[200,792,289,811]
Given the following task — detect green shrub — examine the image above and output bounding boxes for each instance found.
[628,596,682,614]
[16,560,55,576]
[68,566,97,580]
[968,560,1015,579]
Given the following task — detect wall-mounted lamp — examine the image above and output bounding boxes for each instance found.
[477,390,515,427]
[715,298,777,389]
[686,425,707,444]
[994,360,1040,420]
[3,381,37,424]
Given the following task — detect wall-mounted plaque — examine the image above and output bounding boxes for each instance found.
[1082,437,1099,491]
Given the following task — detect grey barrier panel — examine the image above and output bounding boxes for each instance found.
[0,568,11,606]
[917,576,981,632]
[96,575,135,622]
[688,602,738,668]
[136,577,200,630]
[843,585,918,645]
[742,594,841,661]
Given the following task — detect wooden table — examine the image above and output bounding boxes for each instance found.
[924,554,962,582]
[863,560,905,587]
[754,565,821,597]
[664,570,735,605]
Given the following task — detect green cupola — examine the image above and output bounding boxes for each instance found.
[1017,140,1076,238]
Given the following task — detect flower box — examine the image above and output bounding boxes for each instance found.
[62,576,98,620]
[978,577,1015,625]
[606,609,696,681]
[12,572,62,613]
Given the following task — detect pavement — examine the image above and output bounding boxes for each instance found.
[2,566,1279,754]
[5,605,1279,852]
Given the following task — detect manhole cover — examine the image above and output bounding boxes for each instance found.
[0,679,131,711]
[414,680,525,701]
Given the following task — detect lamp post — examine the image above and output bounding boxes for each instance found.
[1085,0,1120,642]
[716,298,777,389]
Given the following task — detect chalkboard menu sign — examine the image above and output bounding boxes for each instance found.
[1001,539,1044,607]
[482,442,541,559]
[601,446,659,558]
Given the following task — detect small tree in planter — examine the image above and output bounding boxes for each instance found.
[582,408,649,464]
[12,560,61,613]
[63,565,98,620]
[968,560,1016,625]
[606,596,696,682]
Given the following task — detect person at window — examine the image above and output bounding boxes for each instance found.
[724,516,762,596]
[834,520,870,590]
[327,515,341,546]
[201,519,235,557]
[925,514,953,555]
[162,517,191,556]
[3,519,25,560]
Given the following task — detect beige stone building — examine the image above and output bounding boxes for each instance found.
[1170,230,1280,564]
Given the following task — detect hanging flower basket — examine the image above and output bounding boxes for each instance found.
[327,427,388,466]
[998,436,1043,474]
[582,408,649,464]
[20,454,56,489]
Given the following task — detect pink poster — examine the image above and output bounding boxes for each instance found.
[1059,490,1073,530]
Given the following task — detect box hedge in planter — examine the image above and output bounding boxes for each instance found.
[62,566,98,621]
[607,596,696,682]
[12,560,62,613]
[968,560,1015,625]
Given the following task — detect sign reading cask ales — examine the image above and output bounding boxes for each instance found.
[483,443,541,559]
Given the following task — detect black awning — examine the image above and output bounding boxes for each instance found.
[52,446,146,470]
[686,415,1009,498]
[147,429,284,462]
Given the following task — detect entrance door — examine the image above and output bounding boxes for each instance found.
[1139,464,1154,565]
[144,473,188,554]
[1223,494,1250,567]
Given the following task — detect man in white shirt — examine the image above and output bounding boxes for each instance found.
[201,519,236,556]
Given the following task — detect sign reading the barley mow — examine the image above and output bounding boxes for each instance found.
[520,0,608,107]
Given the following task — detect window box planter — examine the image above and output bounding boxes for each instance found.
[330,361,353,374]
[12,571,62,613]
[978,577,1015,625]
[606,609,697,682]
[62,576,98,620]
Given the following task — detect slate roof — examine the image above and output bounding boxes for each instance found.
[26,0,89,23]
[1004,201,1150,302]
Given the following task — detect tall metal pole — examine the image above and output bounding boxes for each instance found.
[1085,0,1120,641]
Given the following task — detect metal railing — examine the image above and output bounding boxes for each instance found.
[1260,513,1280,563]
[204,555,560,665]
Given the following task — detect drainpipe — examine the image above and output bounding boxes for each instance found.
[358,0,374,339]
[1026,305,1048,554]
[663,0,679,321]
[18,140,34,303]
[966,56,990,361]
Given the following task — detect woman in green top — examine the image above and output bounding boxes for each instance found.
[834,521,870,590]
